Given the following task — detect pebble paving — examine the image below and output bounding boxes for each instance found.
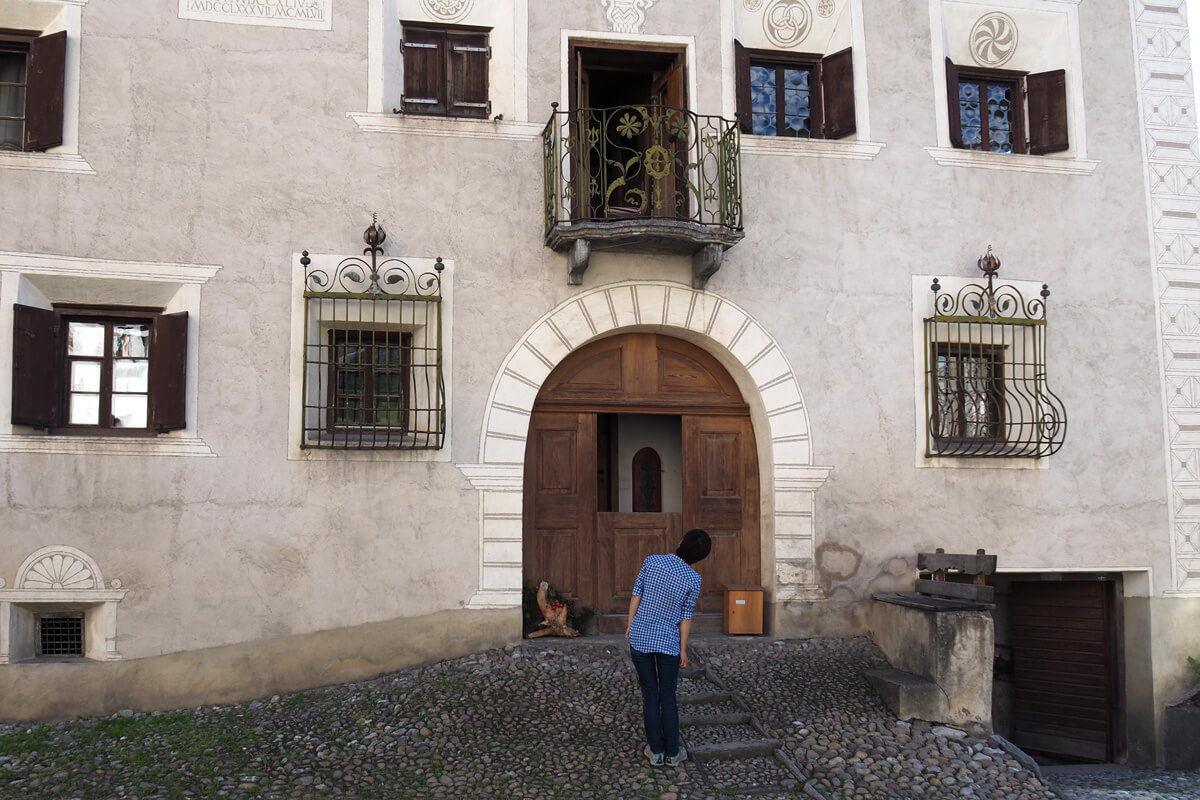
[0,636,1196,800]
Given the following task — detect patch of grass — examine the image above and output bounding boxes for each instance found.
[0,725,53,755]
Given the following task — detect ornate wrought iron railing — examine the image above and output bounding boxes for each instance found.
[923,263,1067,458]
[301,226,445,450]
[542,104,743,235]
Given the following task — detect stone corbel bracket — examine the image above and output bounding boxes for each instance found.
[0,545,127,664]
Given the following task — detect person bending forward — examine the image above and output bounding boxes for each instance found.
[624,528,713,767]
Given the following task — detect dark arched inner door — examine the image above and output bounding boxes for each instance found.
[523,333,760,631]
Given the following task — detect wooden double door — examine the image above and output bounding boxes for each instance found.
[523,334,760,624]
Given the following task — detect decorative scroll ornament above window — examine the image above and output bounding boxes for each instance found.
[764,0,813,47]
[15,545,116,590]
[602,0,656,33]
[924,247,1067,458]
[419,0,474,23]
[301,217,446,450]
[969,12,1019,68]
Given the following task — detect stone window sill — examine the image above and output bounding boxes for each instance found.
[925,146,1098,175]
[348,112,542,141]
[0,434,214,457]
[741,137,886,161]
[0,151,95,175]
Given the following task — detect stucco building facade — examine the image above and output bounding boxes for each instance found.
[1,0,1198,767]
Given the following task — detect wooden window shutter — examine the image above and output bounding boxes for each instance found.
[945,58,963,149]
[1026,69,1069,155]
[24,30,66,152]
[448,31,489,118]
[402,27,445,114]
[734,40,752,135]
[150,311,188,432]
[820,47,855,139]
[11,304,59,429]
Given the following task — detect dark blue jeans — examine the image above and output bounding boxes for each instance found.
[630,646,681,757]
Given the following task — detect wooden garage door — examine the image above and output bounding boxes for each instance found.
[1010,580,1118,762]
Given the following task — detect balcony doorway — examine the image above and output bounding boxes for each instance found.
[568,42,688,221]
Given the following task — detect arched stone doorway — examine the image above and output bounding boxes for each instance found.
[459,281,830,625]
[524,332,760,630]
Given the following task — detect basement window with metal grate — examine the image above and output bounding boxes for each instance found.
[37,613,83,657]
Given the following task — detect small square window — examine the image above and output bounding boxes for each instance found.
[946,61,1069,156]
[931,343,1005,445]
[734,41,855,140]
[37,613,83,658]
[329,330,412,431]
[400,23,490,119]
[0,28,65,152]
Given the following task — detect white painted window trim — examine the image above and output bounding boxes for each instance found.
[725,0,882,160]
[0,545,126,665]
[357,0,530,137]
[927,0,1095,175]
[286,252,454,462]
[910,274,1050,470]
[0,251,220,457]
[0,0,93,176]
[743,138,886,160]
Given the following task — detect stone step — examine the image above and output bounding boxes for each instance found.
[864,667,941,721]
[678,690,734,705]
[688,738,782,761]
[681,711,752,727]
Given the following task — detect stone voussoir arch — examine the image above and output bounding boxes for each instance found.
[458,281,830,609]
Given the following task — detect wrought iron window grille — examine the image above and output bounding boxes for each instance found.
[542,103,743,235]
[37,613,84,658]
[924,247,1066,458]
[301,218,445,450]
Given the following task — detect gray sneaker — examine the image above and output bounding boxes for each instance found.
[643,744,664,766]
[665,746,688,766]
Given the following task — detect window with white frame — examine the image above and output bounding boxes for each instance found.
[0,1,90,174]
[291,223,449,455]
[927,0,1093,173]
[358,0,522,134]
[918,250,1067,460]
[0,252,219,456]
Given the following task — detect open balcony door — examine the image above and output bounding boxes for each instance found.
[567,43,687,222]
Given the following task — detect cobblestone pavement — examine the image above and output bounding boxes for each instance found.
[0,636,1196,800]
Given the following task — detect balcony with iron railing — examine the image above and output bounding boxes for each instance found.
[542,104,744,288]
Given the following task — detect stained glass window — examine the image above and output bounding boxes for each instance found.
[751,62,813,138]
[958,78,1017,153]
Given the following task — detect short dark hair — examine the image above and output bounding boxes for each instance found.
[676,529,712,565]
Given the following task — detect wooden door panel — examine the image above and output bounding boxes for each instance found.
[683,416,759,614]
[597,512,682,613]
[524,412,597,602]
[1010,580,1117,762]
[536,530,583,598]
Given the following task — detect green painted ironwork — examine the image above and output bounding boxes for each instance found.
[301,247,445,450]
[542,104,743,235]
[923,275,1066,458]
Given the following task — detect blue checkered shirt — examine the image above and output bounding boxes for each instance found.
[628,554,702,657]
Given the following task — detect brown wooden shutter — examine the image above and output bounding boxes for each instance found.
[1026,69,1069,155]
[25,30,66,151]
[150,311,188,432]
[734,40,752,134]
[448,30,489,118]
[402,27,445,115]
[11,304,59,429]
[820,47,855,139]
[945,58,963,148]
